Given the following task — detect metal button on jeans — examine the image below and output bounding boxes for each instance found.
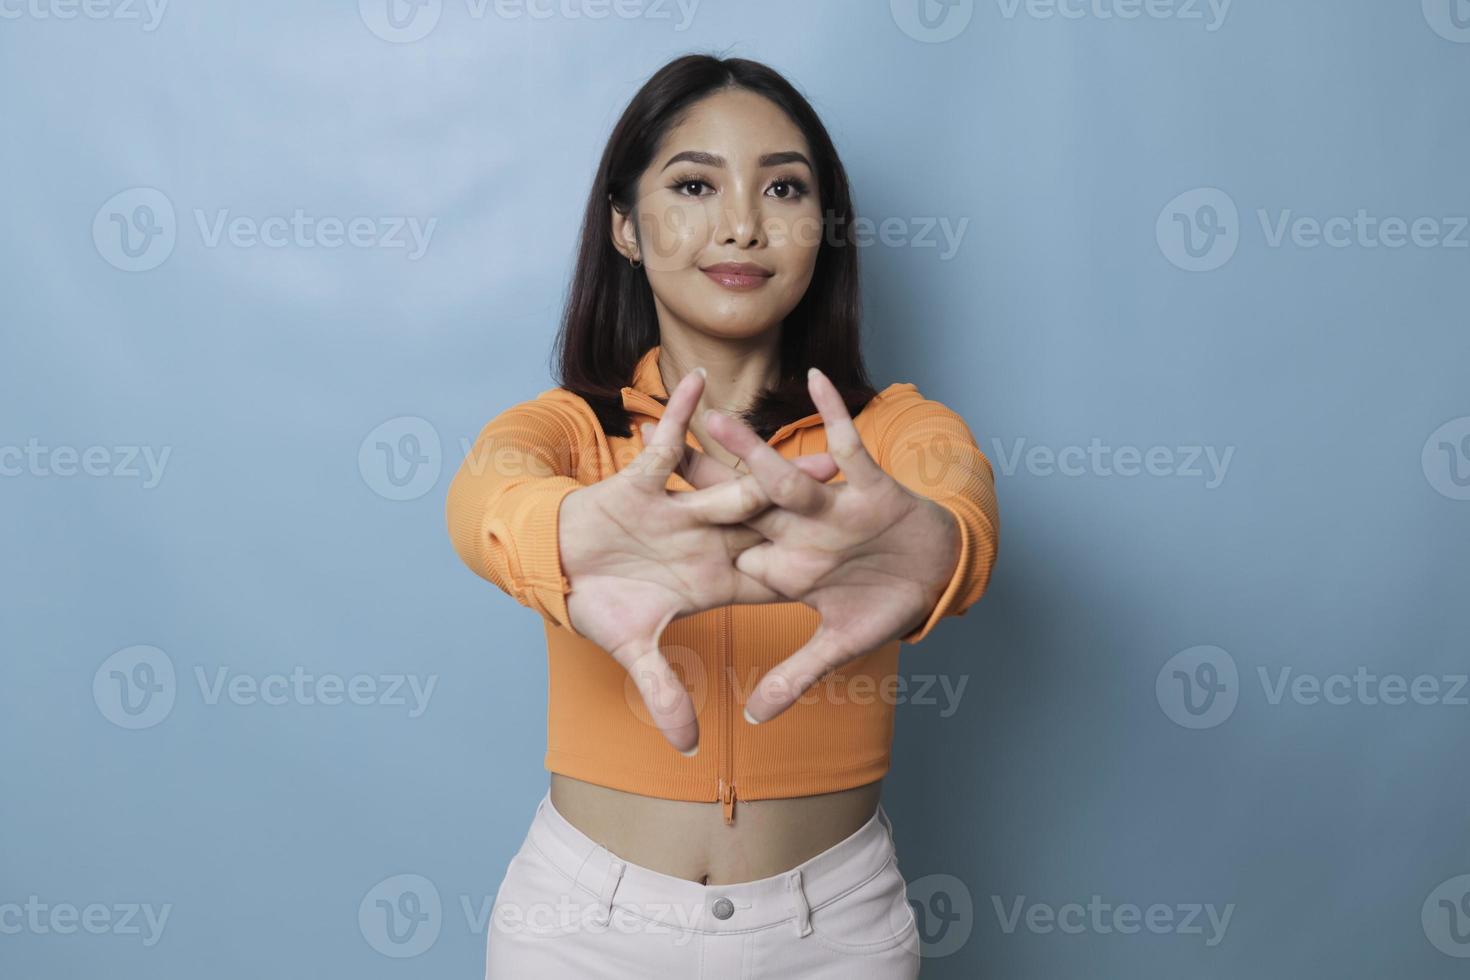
[711,897,734,920]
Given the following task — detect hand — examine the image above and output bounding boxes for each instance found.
[558,366,838,753]
[689,366,963,724]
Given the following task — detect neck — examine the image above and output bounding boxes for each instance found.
[656,329,782,417]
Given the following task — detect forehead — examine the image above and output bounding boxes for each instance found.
[654,88,810,164]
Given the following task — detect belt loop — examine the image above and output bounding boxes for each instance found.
[596,854,626,925]
[787,869,812,938]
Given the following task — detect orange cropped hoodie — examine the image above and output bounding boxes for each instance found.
[445,345,999,823]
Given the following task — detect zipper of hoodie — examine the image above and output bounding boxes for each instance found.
[719,603,736,824]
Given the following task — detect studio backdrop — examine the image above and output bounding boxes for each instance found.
[3,1,1468,977]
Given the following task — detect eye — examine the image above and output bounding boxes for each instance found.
[767,175,811,201]
[670,173,714,197]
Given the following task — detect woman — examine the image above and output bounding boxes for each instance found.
[446,53,1000,978]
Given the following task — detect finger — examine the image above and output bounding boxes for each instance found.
[675,475,767,525]
[616,629,701,754]
[742,625,853,724]
[703,409,830,516]
[794,452,840,483]
[679,446,838,490]
[732,539,781,586]
[806,367,885,490]
[724,524,767,553]
[678,436,743,487]
[675,451,837,526]
[639,421,701,481]
[624,368,705,491]
[729,568,787,604]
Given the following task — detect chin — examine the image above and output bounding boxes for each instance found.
[694,308,787,340]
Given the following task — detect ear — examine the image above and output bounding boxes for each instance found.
[609,195,641,264]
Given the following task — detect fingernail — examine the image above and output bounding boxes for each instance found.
[743,706,761,725]
[679,744,699,757]
[694,366,707,378]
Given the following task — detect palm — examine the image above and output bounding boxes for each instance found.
[564,478,769,647]
[737,482,939,655]
[558,367,839,754]
[687,367,962,723]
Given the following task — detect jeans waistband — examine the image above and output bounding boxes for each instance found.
[522,789,897,936]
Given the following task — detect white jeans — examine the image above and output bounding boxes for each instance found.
[484,790,921,978]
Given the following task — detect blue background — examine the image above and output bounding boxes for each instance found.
[3,0,1469,976]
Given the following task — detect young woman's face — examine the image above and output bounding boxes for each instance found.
[612,88,824,342]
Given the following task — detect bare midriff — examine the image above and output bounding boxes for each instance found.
[549,773,884,886]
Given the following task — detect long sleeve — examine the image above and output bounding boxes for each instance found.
[878,394,1001,645]
[444,395,592,636]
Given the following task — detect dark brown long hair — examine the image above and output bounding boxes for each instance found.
[552,53,877,441]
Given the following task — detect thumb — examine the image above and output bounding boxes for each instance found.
[612,609,700,754]
[742,624,850,725]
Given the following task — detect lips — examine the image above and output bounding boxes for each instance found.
[700,262,774,290]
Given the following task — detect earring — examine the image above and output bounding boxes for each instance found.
[629,255,643,269]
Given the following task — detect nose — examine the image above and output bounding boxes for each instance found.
[714,186,764,249]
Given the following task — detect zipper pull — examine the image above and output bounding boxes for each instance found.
[720,779,737,824]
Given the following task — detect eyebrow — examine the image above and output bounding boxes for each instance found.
[660,150,813,172]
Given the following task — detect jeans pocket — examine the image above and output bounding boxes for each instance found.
[488,844,591,939]
[809,855,920,956]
